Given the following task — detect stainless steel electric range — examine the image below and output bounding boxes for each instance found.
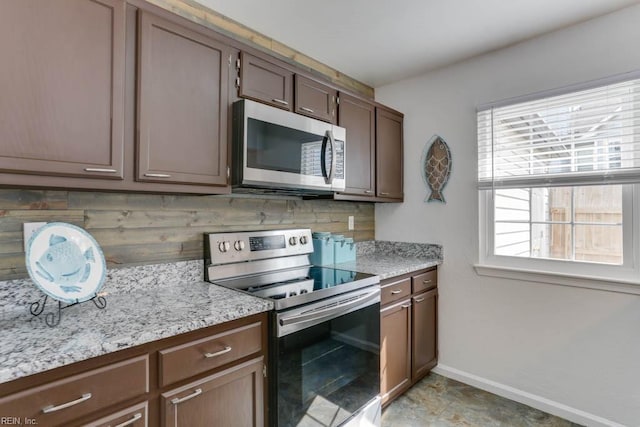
[205,228,381,427]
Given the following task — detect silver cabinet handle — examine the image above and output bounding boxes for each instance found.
[364,190,373,194]
[300,106,314,113]
[84,168,117,173]
[379,192,390,196]
[272,98,289,106]
[414,297,426,303]
[144,173,172,178]
[114,413,143,427]
[204,346,232,358]
[401,304,411,309]
[171,388,202,405]
[42,393,92,413]
[423,279,433,285]
[390,289,402,295]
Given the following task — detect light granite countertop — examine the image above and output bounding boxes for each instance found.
[0,240,441,385]
[335,240,443,280]
[0,262,272,385]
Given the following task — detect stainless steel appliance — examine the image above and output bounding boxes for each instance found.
[205,229,381,427]
[232,99,346,195]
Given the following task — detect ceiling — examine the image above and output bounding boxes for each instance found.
[194,0,639,88]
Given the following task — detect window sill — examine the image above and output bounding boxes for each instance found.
[474,264,640,295]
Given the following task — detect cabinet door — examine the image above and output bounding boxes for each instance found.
[295,75,336,123]
[137,11,229,187]
[162,357,264,427]
[338,94,375,197]
[375,107,404,200]
[239,52,293,110]
[0,0,125,179]
[83,401,148,427]
[412,288,438,381]
[380,299,411,405]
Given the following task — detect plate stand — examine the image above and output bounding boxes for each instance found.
[29,294,107,327]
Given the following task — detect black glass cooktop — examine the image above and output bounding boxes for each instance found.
[213,266,378,310]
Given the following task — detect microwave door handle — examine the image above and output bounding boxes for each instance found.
[320,132,329,183]
[320,130,336,185]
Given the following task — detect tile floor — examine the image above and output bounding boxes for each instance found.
[381,373,582,426]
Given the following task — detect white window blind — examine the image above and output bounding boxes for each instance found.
[478,78,640,189]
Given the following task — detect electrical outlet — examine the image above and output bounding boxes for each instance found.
[348,216,354,231]
[23,222,47,252]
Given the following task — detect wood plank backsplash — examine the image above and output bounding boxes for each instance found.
[0,190,374,280]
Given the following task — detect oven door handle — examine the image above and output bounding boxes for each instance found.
[279,288,380,328]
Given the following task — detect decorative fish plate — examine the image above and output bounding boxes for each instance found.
[25,223,106,304]
[421,135,452,203]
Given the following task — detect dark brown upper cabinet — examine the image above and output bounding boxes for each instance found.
[376,106,404,201]
[337,94,376,197]
[0,0,126,179]
[238,52,294,111]
[137,11,230,187]
[294,75,337,124]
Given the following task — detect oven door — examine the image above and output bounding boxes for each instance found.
[271,287,380,427]
[233,99,346,192]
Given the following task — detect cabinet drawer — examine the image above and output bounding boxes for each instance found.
[412,269,437,294]
[380,277,411,306]
[0,355,148,427]
[161,356,264,427]
[159,321,263,387]
[83,401,148,427]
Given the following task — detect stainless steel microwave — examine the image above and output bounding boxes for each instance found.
[232,99,346,194]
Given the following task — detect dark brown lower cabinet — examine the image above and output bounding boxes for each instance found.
[380,267,437,407]
[161,357,264,427]
[0,312,267,427]
[380,299,411,405]
[84,401,148,427]
[412,287,438,379]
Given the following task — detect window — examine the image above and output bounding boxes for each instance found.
[477,74,640,286]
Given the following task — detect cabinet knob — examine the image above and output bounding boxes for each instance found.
[272,98,289,106]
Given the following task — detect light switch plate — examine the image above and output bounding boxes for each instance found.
[23,222,47,252]
[348,216,354,231]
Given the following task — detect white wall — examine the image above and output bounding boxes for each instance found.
[375,5,640,426]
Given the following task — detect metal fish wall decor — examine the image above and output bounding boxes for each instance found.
[421,135,452,203]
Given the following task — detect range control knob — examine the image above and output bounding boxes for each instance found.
[218,241,231,253]
[233,240,245,251]
[299,235,308,245]
[289,236,298,246]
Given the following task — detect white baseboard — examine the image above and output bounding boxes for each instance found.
[432,364,626,427]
